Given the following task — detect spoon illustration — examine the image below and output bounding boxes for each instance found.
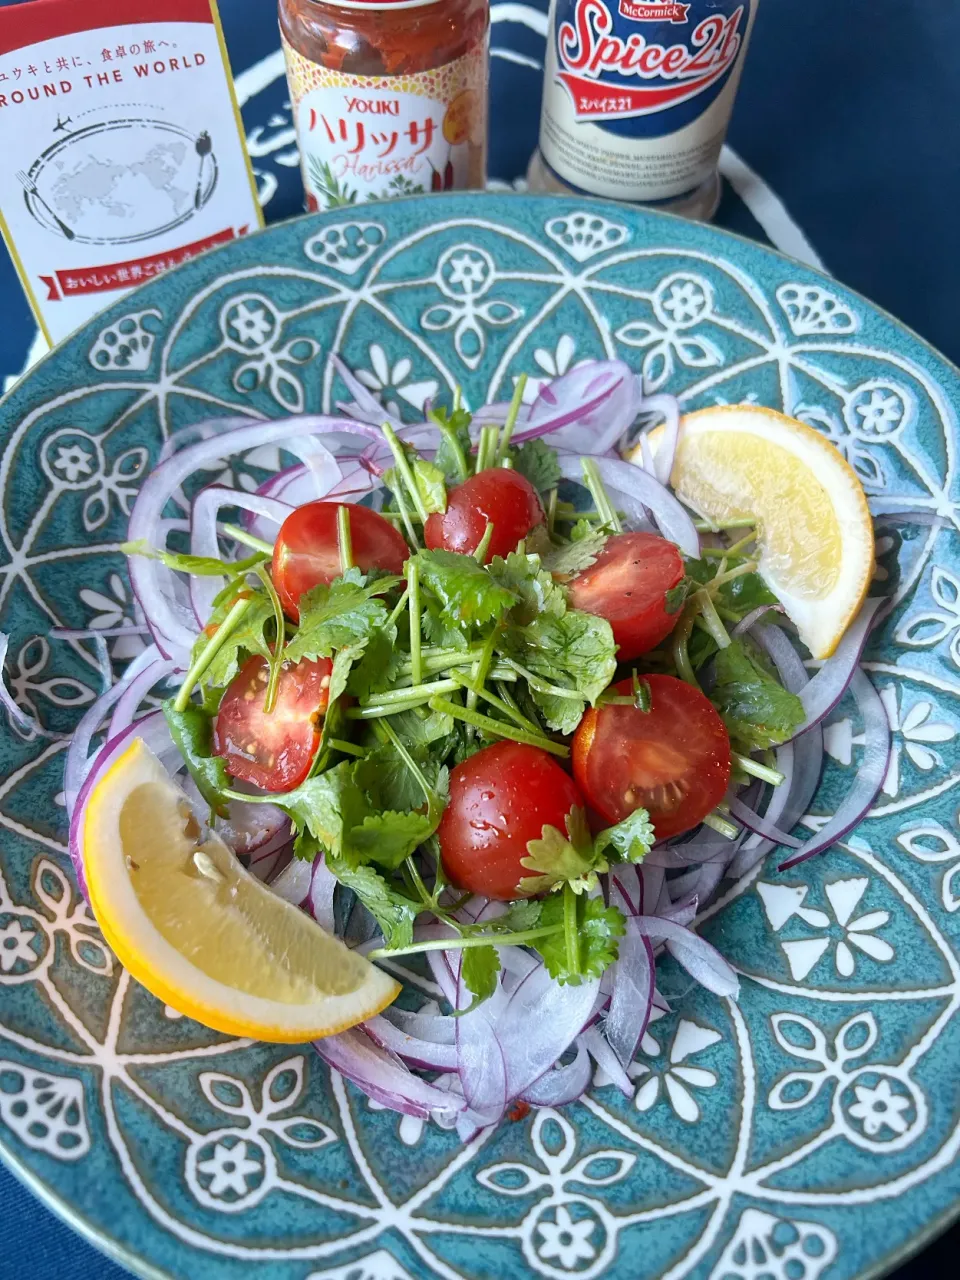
[194,132,212,210]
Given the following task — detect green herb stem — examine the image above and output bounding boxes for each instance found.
[581,458,622,534]
[254,565,286,713]
[733,752,785,786]
[173,595,252,713]
[473,521,494,563]
[391,484,420,549]
[502,658,586,701]
[467,627,497,713]
[709,561,759,589]
[428,695,569,756]
[475,424,499,474]
[695,589,731,650]
[450,671,538,733]
[495,374,528,463]
[336,504,354,573]
[327,737,365,758]
[672,605,699,689]
[703,810,740,839]
[563,882,580,976]
[368,925,561,960]
[407,560,422,686]
[221,524,275,557]
[546,488,558,536]
[387,586,410,629]
[693,516,756,532]
[382,422,430,524]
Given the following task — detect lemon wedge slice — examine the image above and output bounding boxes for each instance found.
[634,404,874,658]
[83,738,399,1041]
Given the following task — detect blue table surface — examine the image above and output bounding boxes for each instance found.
[0,0,958,1275]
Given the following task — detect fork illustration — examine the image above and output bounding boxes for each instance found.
[16,170,76,240]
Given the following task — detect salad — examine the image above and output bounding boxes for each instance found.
[23,357,888,1137]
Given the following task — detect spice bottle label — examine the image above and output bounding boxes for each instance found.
[282,37,488,208]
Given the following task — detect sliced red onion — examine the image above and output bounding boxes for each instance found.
[364,1014,458,1071]
[731,604,782,638]
[629,917,740,999]
[727,728,824,880]
[728,796,802,849]
[496,960,600,1101]
[579,1024,634,1096]
[521,1041,592,1106]
[62,644,163,814]
[270,857,313,907]
[554,453,699,556]
[605,878,655,1067]
[751,623,809,695]
[106,656,176,741]
[455,976,508,1127]
[330,354,405,432]
[641,393,680,486]
[514,362,643,456]
[381,1005,456,1044]
[793,598,882,735]
[306,854,337,932]
[427,949,459,1007]
[778,670,889,870]
[667,858,728,913]
[127,416,372,656]
[314,1027,464,1119]
[189,486,295,623]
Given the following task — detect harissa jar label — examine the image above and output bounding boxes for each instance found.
[282,33,488,209]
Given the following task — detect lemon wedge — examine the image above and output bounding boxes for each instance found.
[634,404,874,658]
[83,738,399,1041]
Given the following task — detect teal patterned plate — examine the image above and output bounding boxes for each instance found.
[0,193,958,1280]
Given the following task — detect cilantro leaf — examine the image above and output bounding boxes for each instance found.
[197,590,275,690]
[281,749,446,871]
[347,810,437,868]
[509,439,561,494]
[488,550,566,625]
[709,637,805,751]
[162,699,230,818]
[532,894,624,985]
[594,807,654,865]
[429,403,473,484]
[344,622,400,702]
[519,807,601,895]
[501,608,616,734]
[414,549,517,631]
[326,856,418,950]
[284,569,397,665]
[385,457,447,515]
[541,530,608,577]
[123,540,268,577]
[720,571,780,619]
[461,945,500,1004]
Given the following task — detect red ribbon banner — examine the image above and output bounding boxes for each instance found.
[39,226,245,301]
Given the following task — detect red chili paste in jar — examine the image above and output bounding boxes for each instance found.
[279,0,490,209]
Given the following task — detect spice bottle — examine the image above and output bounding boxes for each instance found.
[528,0,760,221]
[279,0,489,210]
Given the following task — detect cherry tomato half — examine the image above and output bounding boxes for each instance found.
[438,741,585,900]
[568,532,684,661]
[572,674,730,841]
[213,654,333,793]
[425,469,544,564]
[272,500,409,620]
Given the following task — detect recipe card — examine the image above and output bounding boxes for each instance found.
[0,0,262,344]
